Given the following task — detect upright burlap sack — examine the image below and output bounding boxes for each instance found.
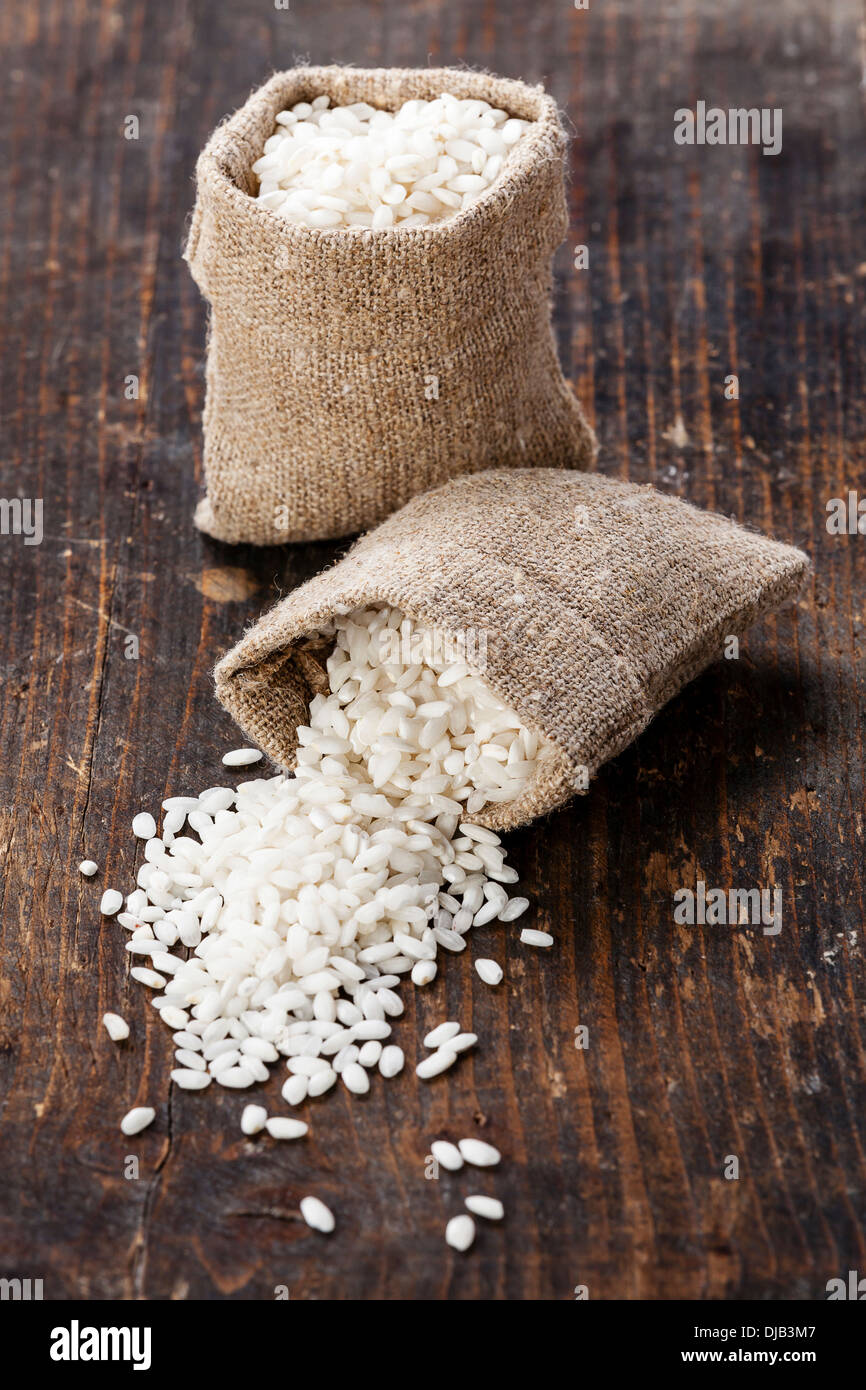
[214,470,809,831]
[184,66,596,546]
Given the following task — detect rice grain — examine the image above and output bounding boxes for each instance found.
[120,1106,155,1136]
[102,1012,129,1042]
[458,1138,501,1167]
[465,1195,504,1220]
[300,1195,335,1233]
[445,1214,475,1251]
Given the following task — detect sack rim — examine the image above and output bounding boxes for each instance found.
[190,64,569,254]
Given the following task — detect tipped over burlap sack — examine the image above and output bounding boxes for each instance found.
[215,470,808,829]
[184,66,596,546]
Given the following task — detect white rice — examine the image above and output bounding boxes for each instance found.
[222,748,264,767]
[431,1139,463,1171]
[416,1047,459,1080]
[424,1021,460,1048]
[474,959,503,986]
[457,1138,501,1167]
[253,92,530,231]
[265,1116,308,1140]
[241,1104,267,1135]
[170,1068,211,1090]
[465,1195,504,1220]
[341,1061,370,1095]
[132,812,156,840]
[120,1106,155,1136]
[378,1045,404,1078]
[106,605,552,1161]
[173,1048,205,1070]
[300,1195,335,1233]
[445,1213,475,1251]
[519,928,553,948]
[281,1075,308,1106]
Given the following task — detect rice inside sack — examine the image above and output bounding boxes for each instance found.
[252,91,533,231]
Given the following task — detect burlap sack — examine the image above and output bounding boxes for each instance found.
[184,66,597,546]
[214,469,808,831]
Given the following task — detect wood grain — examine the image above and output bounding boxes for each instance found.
[0,0,864,1300]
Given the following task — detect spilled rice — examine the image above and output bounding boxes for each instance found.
[94,605,550,1245]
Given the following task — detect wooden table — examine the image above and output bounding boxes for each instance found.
[2,0,864,1301]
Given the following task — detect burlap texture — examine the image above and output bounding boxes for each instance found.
[214,469,809,831]
[184,65,597,546]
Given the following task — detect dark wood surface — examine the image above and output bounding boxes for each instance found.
[1,0,864,1301]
